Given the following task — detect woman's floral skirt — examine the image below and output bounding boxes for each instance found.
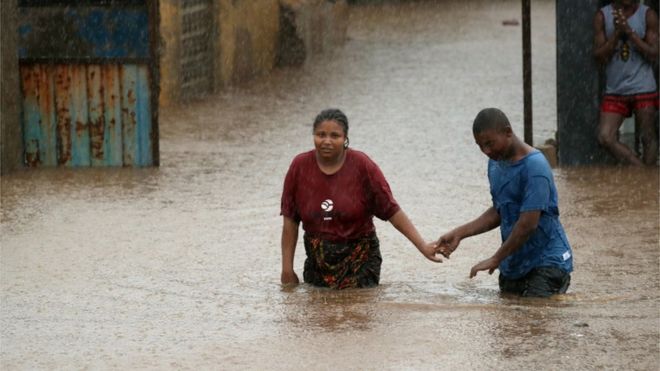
[303,232,382,289]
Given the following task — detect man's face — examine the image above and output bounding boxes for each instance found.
[615,0,635,8]
[474,128,513,161]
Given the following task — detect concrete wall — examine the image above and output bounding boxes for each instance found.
[158,0,183,108]
[1,0,23,174]
[278,0,349,66]
[556,0,608,165]
[217,0,281,85]
[158,0,281,106]
[158,0,349,108]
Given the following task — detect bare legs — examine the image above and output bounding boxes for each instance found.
[597,109,658,166]
[635,107,658,166]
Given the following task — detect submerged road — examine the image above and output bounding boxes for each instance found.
[2,1,658,369]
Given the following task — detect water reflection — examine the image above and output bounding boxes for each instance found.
[557,166,659,216]
[280,286,381,332]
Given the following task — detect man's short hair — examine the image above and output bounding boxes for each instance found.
[473,108,512,134]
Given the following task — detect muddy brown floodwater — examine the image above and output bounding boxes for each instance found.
[2,1,658,370]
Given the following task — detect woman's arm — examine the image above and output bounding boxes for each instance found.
[281,216,300,285]
[631,8,658,63]
[389,209,443,263]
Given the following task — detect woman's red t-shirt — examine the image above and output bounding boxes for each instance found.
[280,149,400,242]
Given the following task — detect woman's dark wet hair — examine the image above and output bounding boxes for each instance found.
[313,108,349,135]
[472,107,512,135]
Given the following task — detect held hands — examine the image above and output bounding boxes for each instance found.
[435,230,461,258]
[419,241,444,263]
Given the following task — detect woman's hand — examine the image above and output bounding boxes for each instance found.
[418,241,444,263]
[281,270,300,286]
[281,216,300,286]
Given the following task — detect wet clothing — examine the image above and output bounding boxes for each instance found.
[499,267,571,297]
[601,92,659,117]
[281,149,400,241]
[303,232,381,289]
[281,149,399,289]
[600,3,657,96]
[488,151,573,281]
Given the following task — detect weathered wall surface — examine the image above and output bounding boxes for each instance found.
[217,0,281,85]
[1,1,23,174]
[158,1,183,108]
[158,0,349,107]
[278,0,348,66]
[1,0,348,171]
[556,0,607,165]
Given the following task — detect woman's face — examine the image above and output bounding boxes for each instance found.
[313,119,346,160]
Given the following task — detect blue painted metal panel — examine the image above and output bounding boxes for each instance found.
[54,65,73,166]
[20,65,42,166]
[121,64,137,166]
[20,63,153,167]
[86,65,104,166]
[102,64,123,166]
[20,65,58,166]
[37,66,58,166]
[17,0,157,168]
[70,65,91,166]
[18,8,149,60]
[135,66,152,166]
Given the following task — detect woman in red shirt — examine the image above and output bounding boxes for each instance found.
[280,109,443,289]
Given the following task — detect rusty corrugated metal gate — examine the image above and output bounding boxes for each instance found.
[181,0,214,99]
[18,0,159,167]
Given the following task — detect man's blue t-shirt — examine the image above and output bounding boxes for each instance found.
[488,151,573,279]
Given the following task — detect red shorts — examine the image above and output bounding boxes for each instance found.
[601,92,659,117]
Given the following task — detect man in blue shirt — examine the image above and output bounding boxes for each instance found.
[437,108,573,297]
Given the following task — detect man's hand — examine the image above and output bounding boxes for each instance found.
[419,241,444,263]
[436,230,461,258]
[281,270,300,286]
[469,257,500,278]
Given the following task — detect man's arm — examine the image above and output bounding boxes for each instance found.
[281,216,300,285]
[436,206,501,257]
[469,210,541,277]
[593,10,620,65]
[635,8,658,63]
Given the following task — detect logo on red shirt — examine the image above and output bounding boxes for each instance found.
[321,199,334,212]
[321,199,334,220]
